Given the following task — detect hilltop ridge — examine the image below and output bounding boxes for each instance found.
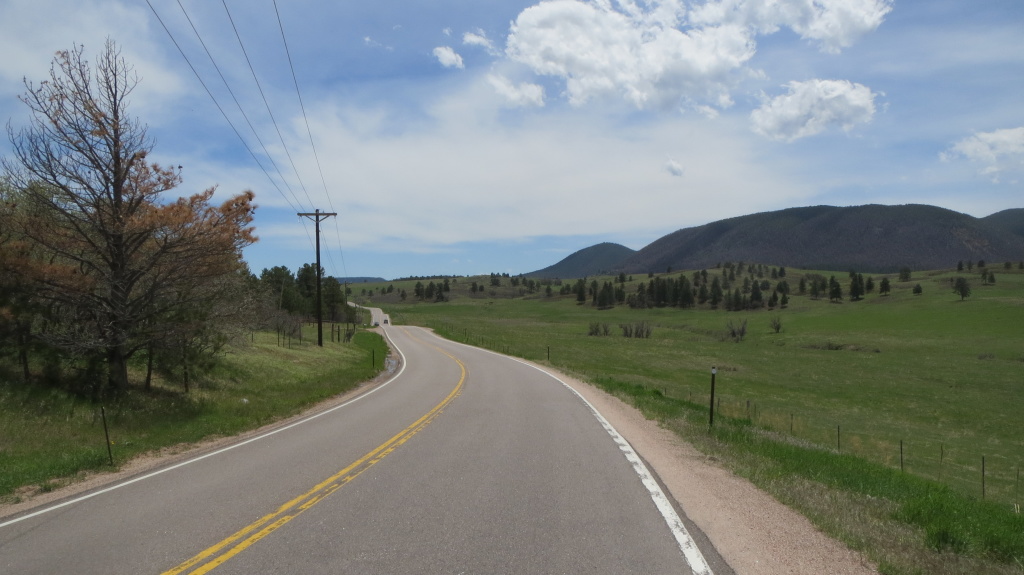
[528,204,1024,278]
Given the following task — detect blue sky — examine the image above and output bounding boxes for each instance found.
[1,0,1022,280]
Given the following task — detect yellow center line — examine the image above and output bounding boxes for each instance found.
[162,336,466,575]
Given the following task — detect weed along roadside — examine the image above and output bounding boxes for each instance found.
[370,265,1024,575]
[0,326,389,507]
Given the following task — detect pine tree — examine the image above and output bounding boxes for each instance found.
[4,42,256,393]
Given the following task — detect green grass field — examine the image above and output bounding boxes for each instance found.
[0,326,387,501]
[362,266,1024,574]
[3,265,1021,573]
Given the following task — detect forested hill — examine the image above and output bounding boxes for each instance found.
[336,276,387,284]
[528,242,637,279]
[983,208,1024,239]
[527,205,1024,278]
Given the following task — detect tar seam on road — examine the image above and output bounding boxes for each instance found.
[161,329,465,574]
[437,330,715,575]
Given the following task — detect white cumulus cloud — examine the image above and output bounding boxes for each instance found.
[433,46,464,69]
[942,126,1024,181]
[689,0,893,54]
[501,0,890,113]
[488,75,545,107]
[506,0,755,111]
[463,30,499,55]
[751,79,877,142]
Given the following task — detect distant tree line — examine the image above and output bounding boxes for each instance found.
[554,257,1018,312]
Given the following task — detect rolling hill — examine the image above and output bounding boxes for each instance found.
[527,204,1024,278]
[983,208,1024,239]
[527,242,636,279]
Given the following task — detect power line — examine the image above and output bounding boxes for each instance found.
[222,0,317,211]
[273,0,349,279]
[143,0,300,214]
[150,1,351,275]
[175,0,309,215]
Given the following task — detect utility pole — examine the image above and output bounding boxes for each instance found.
[297,209,337,346]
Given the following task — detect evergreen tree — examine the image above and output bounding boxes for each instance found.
[953,277,971,300]
[828,276,843,302]
[709,277,723,308]
[849,273,865,301]
[678,276,695,308]
[750,281,763,307]
[732,288,744,311]
[4,42,256,392]
[597,282,615,308]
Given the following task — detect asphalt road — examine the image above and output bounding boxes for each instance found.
[1,318,724,574]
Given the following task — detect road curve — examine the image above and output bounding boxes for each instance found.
[1,319,723,574]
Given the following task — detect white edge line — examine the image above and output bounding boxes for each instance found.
[429,330,715,575]
[0,324,408,530]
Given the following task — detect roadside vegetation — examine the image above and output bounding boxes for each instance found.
[362,263,1024,575]
[0,326,387,503]
[0,42,383,505]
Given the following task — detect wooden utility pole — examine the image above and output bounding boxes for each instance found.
[297,209,337,346]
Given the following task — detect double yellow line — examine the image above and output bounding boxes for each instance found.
[162,348,466,575]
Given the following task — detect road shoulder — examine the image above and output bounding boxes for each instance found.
[525,360,878,575]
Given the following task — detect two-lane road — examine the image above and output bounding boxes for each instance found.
[1,320,724,574]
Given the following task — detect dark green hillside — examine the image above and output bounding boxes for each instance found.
[336,276,387,284]
[527,242,635,279]
[618,204,1024,274]
[983,208,1024,239]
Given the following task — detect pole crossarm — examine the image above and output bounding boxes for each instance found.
[297,209,337,347]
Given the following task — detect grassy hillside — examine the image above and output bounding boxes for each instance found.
[364,265,1024,574]
[0,327,387,502]
[377,268,1024,502]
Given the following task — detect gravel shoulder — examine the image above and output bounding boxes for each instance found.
[2,345,877,575]
[537,361,878,575]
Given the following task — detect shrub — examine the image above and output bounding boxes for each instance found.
[619,321,652,338]
[726,319,748,342]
